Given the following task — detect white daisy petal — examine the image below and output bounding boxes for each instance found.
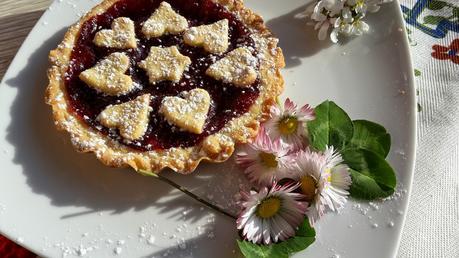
[264,99,315,151]
[330,164,352,189]
[237,183,307,244]
[236,127,295,186]
[289,145,352,223]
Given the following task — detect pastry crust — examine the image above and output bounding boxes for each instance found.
[45,0,285,174]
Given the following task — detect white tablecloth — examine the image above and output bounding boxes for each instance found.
[398,1,458,257]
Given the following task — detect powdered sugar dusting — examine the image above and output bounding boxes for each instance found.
[93,17,137,49]
[160,88,211,134]
[206,47,258,87]
[139,46,191,84]
[183,19,229,54]
[141,1,188,38]
[79,52,136,96]
[98,94,152,141]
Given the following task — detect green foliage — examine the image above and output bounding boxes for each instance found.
[237,218,315,258]
[307,101,353,151]
[239,100,399,257]
[427,1,447,10]
[348,120,391,158]
[343,149,396,199]
[423,15,443,25]
[307,101,397,200]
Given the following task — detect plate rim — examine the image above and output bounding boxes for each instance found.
[0,0,418,257]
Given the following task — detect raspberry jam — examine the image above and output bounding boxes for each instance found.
[65,0,260,150]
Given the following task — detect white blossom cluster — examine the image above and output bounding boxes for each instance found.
[304,0,393,43]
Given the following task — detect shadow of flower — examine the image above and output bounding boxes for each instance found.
[266,4,333,68]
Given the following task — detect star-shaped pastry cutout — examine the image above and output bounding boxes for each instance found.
[97,94,152,141]
[183,19,229,54]
[138,46,191,84]
[206,47,258,87]
[79,52,136,96]
[159,88,211,134]
[93,17,137,49]
[141,1,189,39]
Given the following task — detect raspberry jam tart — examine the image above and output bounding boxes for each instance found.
[46,0,285,173]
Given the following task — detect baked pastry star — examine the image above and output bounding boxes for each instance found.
[139,46,192,84]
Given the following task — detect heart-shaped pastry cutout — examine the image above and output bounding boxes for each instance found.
[93,17,137,49]
[206,47,258,87]
[141,1,189,39]
[139,46,191,84]
[97,94,152,141]
[79,52,136,96]
[183,19,229,54]
[159,89,211,134]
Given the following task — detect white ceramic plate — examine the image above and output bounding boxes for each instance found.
[0,0,416,257]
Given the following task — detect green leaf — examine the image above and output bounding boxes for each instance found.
[414,69,421,77]
[423,15,444,25]
[307,101,353,151]
[347,120,391,158]
[237,218,316,258]
[342,149,396,200]
[427,1,447,10]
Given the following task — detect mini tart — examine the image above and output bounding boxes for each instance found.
[46,0,285,174]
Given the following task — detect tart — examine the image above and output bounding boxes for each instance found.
[46,0,285,174]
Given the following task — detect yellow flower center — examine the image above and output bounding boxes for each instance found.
[300,175,318,203]
[257,197,281,219]
[259,152,278,168]
[278,116,298,135]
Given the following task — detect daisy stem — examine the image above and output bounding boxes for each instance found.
[145,171,238,220]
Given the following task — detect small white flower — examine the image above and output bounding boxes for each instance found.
[361,0,382,14]
[304,0,392,43]
[289,146,352,224]
[323,0,346,16]
[350,20,370,35]
[341,6,354,23]
[265,98,315,151]
[237,182,308,244]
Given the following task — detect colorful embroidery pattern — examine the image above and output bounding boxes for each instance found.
[432,38,459,64]
[401,0,459,38]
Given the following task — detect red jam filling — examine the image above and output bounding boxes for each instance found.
[65,0,260,151]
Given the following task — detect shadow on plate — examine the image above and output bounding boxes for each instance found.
[265,4,333,68]
[4,22,247,258]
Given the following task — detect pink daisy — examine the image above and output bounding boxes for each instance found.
[237,182,308,244]
[289,146,352,224]
[236,127,294,186]
[265,98,315,150]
